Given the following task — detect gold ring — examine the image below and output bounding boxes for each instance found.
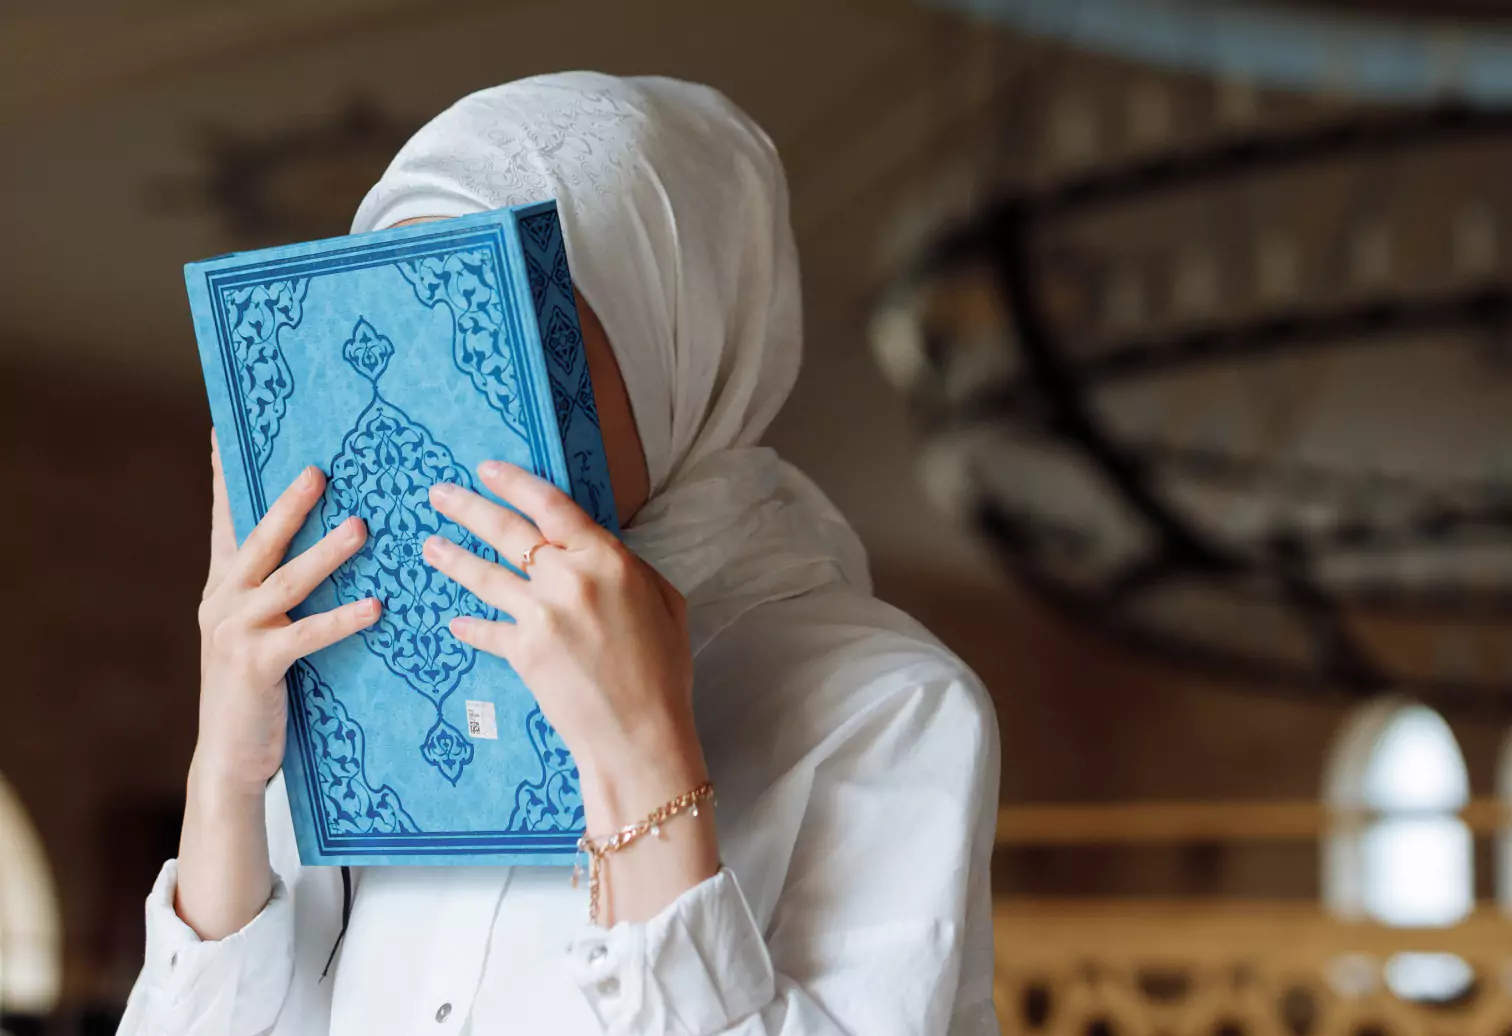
[520,540,549,573]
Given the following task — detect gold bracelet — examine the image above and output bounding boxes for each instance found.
[573,780,715,925]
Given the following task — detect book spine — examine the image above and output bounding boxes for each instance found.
[512,203,621,535]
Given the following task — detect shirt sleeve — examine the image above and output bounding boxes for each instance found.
[560,673,1001,1036]
[115,859,298,1036]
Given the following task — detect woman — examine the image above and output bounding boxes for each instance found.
[121,72,999,1035]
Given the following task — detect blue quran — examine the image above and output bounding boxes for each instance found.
[185,203,616,866]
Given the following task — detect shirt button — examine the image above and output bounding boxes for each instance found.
[587,943,607,964]
[597,976,620,997]
[435,1002,452,1023]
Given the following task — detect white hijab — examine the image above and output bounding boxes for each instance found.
[351,72,870,652]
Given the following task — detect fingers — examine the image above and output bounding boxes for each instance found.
[252,516,368,618]
[235,465,327,587]
[422,534,532,615]
[448,615,519,660]
[474,461,598,543]
[205,429,238,597]
[429,481,550,565]
[268,597,382,666]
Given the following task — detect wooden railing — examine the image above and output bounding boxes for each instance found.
[991,902,1512,1036]
[989,800,1512,1036]
[996,799,1507,845]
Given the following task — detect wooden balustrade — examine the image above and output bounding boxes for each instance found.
[996,799,1508,846]
[989,800,1512,1035]
[991,901,1512,1036]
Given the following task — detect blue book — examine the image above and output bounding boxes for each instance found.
[185,202,616,866]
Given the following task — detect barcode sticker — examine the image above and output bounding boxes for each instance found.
[465,700,498,740]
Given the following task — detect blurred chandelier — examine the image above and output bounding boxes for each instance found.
[872,7,1512,711]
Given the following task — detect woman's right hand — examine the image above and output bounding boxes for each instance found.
[193,430,382,797]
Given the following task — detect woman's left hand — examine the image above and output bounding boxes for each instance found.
[424,461,709,832]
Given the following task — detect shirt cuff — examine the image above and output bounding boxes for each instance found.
[139,859,295,1036]
[565,867,775,1036]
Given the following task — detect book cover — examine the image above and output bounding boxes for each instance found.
[184,202,616,866]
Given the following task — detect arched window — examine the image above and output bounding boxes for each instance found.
[0,771,61,1017]
[1324,699,1473,1000]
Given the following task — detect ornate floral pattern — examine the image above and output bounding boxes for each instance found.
[519,211,558,253]
[397,251,526,439]
[221,278,307,470]
[515,209,617,532]
[574,364,599,428]
[542,304,583,370]
[502,207,620,822]
[291,659,419,836]
[551,244,573,296]
[421,717,475,783]
[550,377,573,430]
[526,255,548,312]
[321,316,493,785]
[198,216,618,857]
[571,450,607,524]
[506,706,584,832]
[354,84,639,235]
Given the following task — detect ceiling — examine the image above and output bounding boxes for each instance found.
[8,0,1512,603]
[0,0,1015,584]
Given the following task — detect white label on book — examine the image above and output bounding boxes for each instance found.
[465,700,498,740]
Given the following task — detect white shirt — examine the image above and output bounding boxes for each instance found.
[118,586,1000,1035]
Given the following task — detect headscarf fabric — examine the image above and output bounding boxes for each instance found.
[351,72,869,651]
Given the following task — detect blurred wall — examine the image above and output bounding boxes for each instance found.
[3,0,1511,1023]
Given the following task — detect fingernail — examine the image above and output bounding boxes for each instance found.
[343,515,364,539]
[430,482,458,503]
[423,534,450,559]
[300,466,319,489]
[449,616,476,638]
[478,461,506,479]
[360,598,380,617]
